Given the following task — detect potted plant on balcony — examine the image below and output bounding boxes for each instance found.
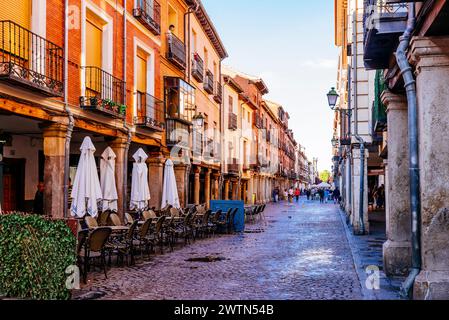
[119,104,127,116]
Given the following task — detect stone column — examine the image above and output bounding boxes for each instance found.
[147,153,165,210]
[204,169,211,208]
[213,173,220,200]
[345,157,352,216]
[243,182,248,203]
[381,91,411,276]
[43,123,67,219]
[351,147,369,235]
[174,163,188,208]
[224,179,230,200]
[110,137,128,220]
[410,36,449,299]
[193,166,201,205]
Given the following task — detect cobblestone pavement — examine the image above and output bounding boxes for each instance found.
[76,199,364,300]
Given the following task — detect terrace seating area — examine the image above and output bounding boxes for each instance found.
[77,204,267,283]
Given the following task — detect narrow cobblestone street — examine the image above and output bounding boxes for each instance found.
[78,199,366,300]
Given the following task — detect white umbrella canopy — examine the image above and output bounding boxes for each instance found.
[70,136,102,218]
[130,148,150,211]
[317,182,331,189]
[100,147,118,212]
[161,159,180,209]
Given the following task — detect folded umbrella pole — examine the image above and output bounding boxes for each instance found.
[100,147,118,212]
[130,148,151,211]
[70,136,103,218]
[161,159,180,209]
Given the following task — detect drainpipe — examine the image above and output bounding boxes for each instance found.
[395,4,421,299]
[351,6,365,235]
[122,0,132,215]
[63,0,74,218]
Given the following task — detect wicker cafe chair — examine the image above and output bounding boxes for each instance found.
[143,210,157,221]
[114,220,139,266]
[146,216,167,254]
[125,212,134,225]
[215,208,232,234]
[85,216,99,229]
[133,219,154,260]
[78,227,112,284]
[109,213,122,226]
[227,208,239,234]
[208,209,222,236]
[194,209,211,238]
[98,211,111,226]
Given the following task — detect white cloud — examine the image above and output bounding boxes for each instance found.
[300,59,337,69]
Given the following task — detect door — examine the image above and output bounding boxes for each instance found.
[2,158,25,212]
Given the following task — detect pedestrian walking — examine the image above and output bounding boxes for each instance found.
[275,188,279,203]
[324,189,329,204]
[284,189,288,202]
[333,187,341,204]
[288,187,294,203]
[318,189,324,203]
[33,182,45,215]
[306,189,311,200]
[295,188,300,203]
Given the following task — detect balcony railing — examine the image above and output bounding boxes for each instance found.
[363,0,408,69]
[80,66,126,119]
[228,113,238,131]
[204,70,214,94]
[227,158,239,175]
[253,113,263,129]
[214,82,222,103]
[134,91,165,131]
[191,53,204,82]
[166,33,186,70]
[133,0,161,35]
[0,20,64,96]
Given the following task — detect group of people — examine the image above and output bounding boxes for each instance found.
[272,187,301,203]
[271,186,342,205]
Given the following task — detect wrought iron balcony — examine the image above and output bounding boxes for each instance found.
[213,82,222,103]
[363,0,408,70]
[80,67,126,119]
[253,113,263,129]
[0,20,64,96]
[133,0,161,35]
[228,113,238,131]
[166,33,186,70]
[204,70,214,94]
[191,53,204,82]
[134,91,165,131]
[227,158,239,175]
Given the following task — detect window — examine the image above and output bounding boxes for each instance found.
[136,49,148,117]
[0,0,31,28]
[228,96,233,114]
[204,47,208,70]
[168,5,177,35]
[86,10,104,68]
[165,77,195,121]
[191,29,197,53]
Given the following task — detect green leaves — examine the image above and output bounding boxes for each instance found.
[0,214,76,300]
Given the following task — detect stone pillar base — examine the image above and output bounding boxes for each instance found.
[383,240,411,276]
[414,271,449,300]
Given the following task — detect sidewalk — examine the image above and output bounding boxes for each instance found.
[338,209,404,300]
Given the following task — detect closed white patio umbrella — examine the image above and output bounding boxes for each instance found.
[161,159,180,209]
[130,148,150,211]
[70,136,102,218]
[100,147,118,212]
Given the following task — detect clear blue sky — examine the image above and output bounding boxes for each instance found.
[202,0,338,172]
